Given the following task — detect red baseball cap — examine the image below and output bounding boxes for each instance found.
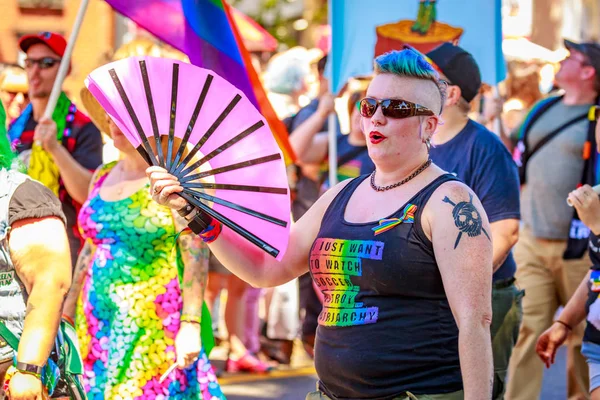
[19,31,67,57]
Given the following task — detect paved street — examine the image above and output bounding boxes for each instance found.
[214,344,569,400]
[541,345,567,400]
[220,369,317,400]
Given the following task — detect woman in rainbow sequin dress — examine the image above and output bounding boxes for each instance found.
[63,116,224,400]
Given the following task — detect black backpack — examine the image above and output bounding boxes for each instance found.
[513,95,588,184]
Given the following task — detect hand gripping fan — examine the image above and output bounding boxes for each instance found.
[85,56,290,259]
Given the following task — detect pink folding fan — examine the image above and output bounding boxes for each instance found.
[85,56,290,260]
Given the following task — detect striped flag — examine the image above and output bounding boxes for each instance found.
[104,0,295,164]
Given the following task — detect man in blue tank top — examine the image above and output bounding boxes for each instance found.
[427,43,521,400]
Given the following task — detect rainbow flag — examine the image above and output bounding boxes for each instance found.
[371,204,417,236]
[103,0,295,164]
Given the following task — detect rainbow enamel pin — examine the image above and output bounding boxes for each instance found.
[372,204,417,236]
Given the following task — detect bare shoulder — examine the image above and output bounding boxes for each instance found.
[421,180,489,240]
[429,180,481,208]
[9,216,68,252]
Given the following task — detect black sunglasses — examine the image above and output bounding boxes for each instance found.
[358,97,435,119]
[24,57,61,69]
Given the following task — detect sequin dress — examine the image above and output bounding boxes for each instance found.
[76,162,224,400]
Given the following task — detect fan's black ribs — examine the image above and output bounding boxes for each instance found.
[179,192,280,258]
[180,153,281,183]
[169,74,214,173]
[109,68,157,166]
[172,94,242,177]
[139,60,164,167]
[183,188,287,227]
[181,182,287,195]
[166,63,179,170]
[178,120,264,178]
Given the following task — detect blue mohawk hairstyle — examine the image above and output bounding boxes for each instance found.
[374,49,447,113]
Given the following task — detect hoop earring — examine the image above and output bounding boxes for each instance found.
[425,138,431,153]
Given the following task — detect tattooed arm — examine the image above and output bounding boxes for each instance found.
[9,216,72,368]
[63,240,94,322]
[177,231,208,317]
[173,213,209,368]
[423,182,493,400]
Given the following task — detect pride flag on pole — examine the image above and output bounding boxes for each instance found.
[104,0,295,164]
[329,0,505,94]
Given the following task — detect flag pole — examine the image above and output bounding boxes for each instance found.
[43,0,90,119]
[327,0,338,186]
[492,85,502,135]
[327,115,338,186]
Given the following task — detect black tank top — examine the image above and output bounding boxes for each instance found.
[584,233,600,344]
[310,173,462,399]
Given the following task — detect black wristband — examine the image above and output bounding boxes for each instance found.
[177,203,194,218]
[555,320,572,330]
[15,361,43,377]
[188,210,214,234]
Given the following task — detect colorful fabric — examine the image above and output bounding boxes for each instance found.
[8,92,75,195]
[103,0,295,164]
[0,101,16,170]
[76,162,224,400]
[592,269,600,293]
[198,220,222,244]
[371,204,417,236]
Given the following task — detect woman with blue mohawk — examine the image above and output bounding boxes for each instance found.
[148,48,494,400]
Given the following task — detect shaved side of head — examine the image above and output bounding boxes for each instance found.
[374,49,446,114]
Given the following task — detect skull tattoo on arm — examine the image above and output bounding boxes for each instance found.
[443,194,491,249]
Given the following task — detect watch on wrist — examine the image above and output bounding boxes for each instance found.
[15,361,43,378]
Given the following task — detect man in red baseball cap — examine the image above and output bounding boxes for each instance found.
[18,31,67,58]
[17,32,68,103]
[8,31,103,274]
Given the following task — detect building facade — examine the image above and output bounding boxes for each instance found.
[0,0,116,106]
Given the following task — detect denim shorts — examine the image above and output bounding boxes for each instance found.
[581,341,600,391]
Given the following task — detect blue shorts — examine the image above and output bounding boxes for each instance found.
[582,341,600,391]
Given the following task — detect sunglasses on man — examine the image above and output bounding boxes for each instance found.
[358,97,435,119]
[24,57,61,69]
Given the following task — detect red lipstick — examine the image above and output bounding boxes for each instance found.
[369,131,387,144]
